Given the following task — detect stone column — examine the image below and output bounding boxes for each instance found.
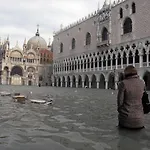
[110,59,113,70]
[115,56,118,69]
[146,53,149,67]
[105,80,108,89]
[133,54,135,66]
[65,81,67,87]
[76,81,78,88]
[139,54,143,68]
[89,81,91,88]
[106,58,108,70]
[127,55,129,66]
[70,81,73,88]
[82,81,84,88]
[97,81,100,89]
[121,57,123,69]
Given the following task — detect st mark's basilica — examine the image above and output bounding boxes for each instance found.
[0,26,53,86]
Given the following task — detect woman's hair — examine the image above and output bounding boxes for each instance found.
[124,65,138,78]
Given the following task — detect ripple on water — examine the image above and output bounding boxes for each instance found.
[51,115,75,123]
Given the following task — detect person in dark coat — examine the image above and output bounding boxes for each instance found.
[117,65,145,129]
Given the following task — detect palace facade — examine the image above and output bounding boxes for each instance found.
[52,0,150,90]
[0,27,53,86]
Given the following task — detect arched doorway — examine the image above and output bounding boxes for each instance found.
[28,80,32,86]
[10,66,23,85]
[99,74,105,89]
[84,75,89,88]
[67,76,70,87]
[91,74,97,88]
[108,73,115,89]
[72,76,76,88]
[3,66,9,85]
[58,77,61,87]
[143,71,150,90]
[62,76,65,87]
[78,75,82,88]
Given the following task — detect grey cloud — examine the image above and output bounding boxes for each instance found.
[0,0,106,47]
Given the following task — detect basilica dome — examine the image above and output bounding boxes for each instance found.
[26,27,47,50]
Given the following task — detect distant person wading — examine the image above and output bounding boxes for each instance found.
[117,65,145,129]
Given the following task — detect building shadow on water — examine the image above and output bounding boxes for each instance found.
[117,127,149,150]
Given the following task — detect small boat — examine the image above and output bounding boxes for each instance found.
[0,91,11,96]
[12,95,26,102]
[30,99,47,104]
[30,99,53,105]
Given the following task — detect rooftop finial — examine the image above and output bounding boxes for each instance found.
[36,24,40,36]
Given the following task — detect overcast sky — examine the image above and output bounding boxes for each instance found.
[0,0,112,48]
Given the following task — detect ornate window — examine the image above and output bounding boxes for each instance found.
[120,8,123,18]
[86,32,91,45]
[102,27,108,41]
[123,17,132,34]
[132,2,136,14]
[72,38,76,49]
[60,43,63,53]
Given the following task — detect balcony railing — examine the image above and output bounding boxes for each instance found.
[97,40,110,48]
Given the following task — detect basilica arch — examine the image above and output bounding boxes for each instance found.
[10,66,23,85]
[3,66,9,85]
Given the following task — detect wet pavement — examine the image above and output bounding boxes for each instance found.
[0,85,150,150]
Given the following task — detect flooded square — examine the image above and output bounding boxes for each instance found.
[0,85,150,150]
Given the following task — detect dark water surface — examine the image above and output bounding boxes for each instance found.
[0,85,150,150]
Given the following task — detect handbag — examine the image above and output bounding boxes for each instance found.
[142,91,150,114]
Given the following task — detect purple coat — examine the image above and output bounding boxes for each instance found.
[117,75,145,128]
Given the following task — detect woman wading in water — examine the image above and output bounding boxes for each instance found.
[117,65,145,129]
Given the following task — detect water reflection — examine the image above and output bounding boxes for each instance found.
[0,85,149,150]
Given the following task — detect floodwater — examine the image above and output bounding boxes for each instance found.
[0,85,150,150]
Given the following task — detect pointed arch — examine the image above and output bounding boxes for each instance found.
[99,74,105,89]
[84,75,89,88]
[123,51,127,64]
[120,8,123,18]
[67,76,70,87]
[72,75,76,88]
[62,76,65,87]
[91,74,97,88]
[108,73,115,89]
[135,50,139,63]
[78,75,82,88]
[132,2,136,14]
[71,38,76,49]
[60,43,63,53]
[86,32,91,45]
[58,77,61,87]
[129,51,133,64]
[102,27,108,41]
[123,17,132,34]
